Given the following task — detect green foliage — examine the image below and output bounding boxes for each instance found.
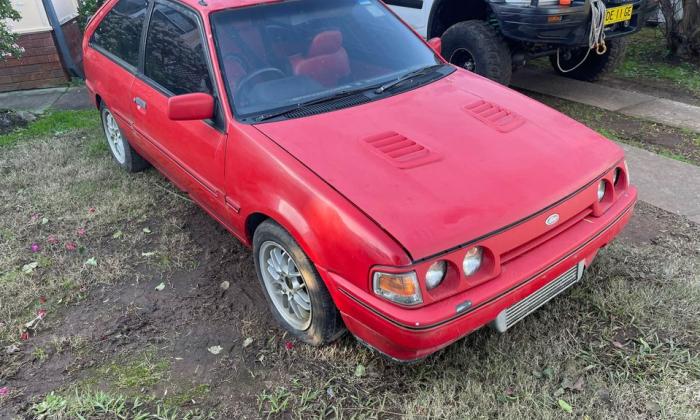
[77,0,106,30]
[0,0,22,59]
[615,28,700,95]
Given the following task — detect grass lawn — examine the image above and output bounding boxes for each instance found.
[528,93,700,166]
[1,111,699,418]
[614,28,700,98]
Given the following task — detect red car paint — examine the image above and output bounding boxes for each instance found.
[83,0,636,361]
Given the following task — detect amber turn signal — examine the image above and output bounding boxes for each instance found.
[373,271,422,305]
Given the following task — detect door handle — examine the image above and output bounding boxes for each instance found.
[133,97,147,109]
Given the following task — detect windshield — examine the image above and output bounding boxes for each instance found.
[211,0,441,120]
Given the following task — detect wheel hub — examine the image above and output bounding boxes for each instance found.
[259,241,312,331]
[450,48,476,72]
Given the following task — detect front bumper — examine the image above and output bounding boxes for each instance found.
[490,0,658,47]
[324,186,637,362]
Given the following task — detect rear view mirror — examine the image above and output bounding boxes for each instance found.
[428,37,442,56]
[168,93,214,121]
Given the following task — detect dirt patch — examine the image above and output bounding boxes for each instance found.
[0,204,276,418]
[0,110,30,135]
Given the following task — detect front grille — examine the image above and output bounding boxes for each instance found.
[492,262,583,332]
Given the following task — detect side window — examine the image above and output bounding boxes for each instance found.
[144,4,212,96]
[90,0,148,67]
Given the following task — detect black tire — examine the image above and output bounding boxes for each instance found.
[253,220,345,345]
[549,38,628,82]
[441,20,512,85]
[99,102,149,173]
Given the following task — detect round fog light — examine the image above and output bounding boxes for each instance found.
[425,261,447,289]
[463,247,483,276]
[597,180,606,202]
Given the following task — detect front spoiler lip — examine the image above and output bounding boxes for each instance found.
[338,198,636,332]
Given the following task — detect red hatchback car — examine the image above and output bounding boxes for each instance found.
[83,0,637,361]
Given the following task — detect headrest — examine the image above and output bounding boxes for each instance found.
[308,30,343,57]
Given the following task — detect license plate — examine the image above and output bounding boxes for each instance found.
[605,4,633,25]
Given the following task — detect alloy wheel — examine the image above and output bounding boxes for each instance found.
[102,109,126,164]
[259,241,312,330]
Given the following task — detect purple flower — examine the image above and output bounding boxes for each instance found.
[0,386,8,396]
[30,243,41,253]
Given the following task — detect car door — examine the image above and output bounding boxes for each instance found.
[85,0,150,138]
[130,0,228,219]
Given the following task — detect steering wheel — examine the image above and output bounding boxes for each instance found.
[236,67,286,104]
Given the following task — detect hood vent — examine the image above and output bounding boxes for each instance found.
[363,131,439,169]
[464,100,525,133]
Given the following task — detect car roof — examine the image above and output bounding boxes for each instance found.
[177,0,283,13]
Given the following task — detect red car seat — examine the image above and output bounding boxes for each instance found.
[290,31,350,87]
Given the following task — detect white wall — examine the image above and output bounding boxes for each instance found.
[8,0,79,35]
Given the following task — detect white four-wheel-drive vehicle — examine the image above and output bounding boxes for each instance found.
[388,0,658,85]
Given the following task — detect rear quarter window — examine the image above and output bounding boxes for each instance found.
[90,0,149,67]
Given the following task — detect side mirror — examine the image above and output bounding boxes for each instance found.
[428,37,442,56]
[168,93,214,121]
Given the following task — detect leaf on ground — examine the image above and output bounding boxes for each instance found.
[242,337,253,348]
[354,364,366,377]
[208,345,223,355]
[84,257,97,266]
[141,252,156,257]
[21,262,38,274]
[220,281,230,290]
[543,367,554,380]
[155,282,166,291]
[112,230,123,239]
[612,340,626,349]
[558,399,573,413]
[143,227,152,234]
[4,345,20,354]
[41,217,49,225]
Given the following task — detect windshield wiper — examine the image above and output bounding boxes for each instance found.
[374,64,445,94]
[252,87,370,122]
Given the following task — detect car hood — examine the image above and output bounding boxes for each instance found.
[254,70,623,260]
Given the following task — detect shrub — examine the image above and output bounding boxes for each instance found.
[77,0,106,31]
[0,0,22,59]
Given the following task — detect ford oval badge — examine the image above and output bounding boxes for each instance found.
[545,214,560,226]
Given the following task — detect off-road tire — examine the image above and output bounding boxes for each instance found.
[253,220,345,345]
[99,102,150,173]
[549,38,628,82]
[441,20,512,85]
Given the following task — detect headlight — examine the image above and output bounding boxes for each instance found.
[597,180,606,201]
[425,261,447,290]
[463,247,483,276]
[373,271,422,305]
